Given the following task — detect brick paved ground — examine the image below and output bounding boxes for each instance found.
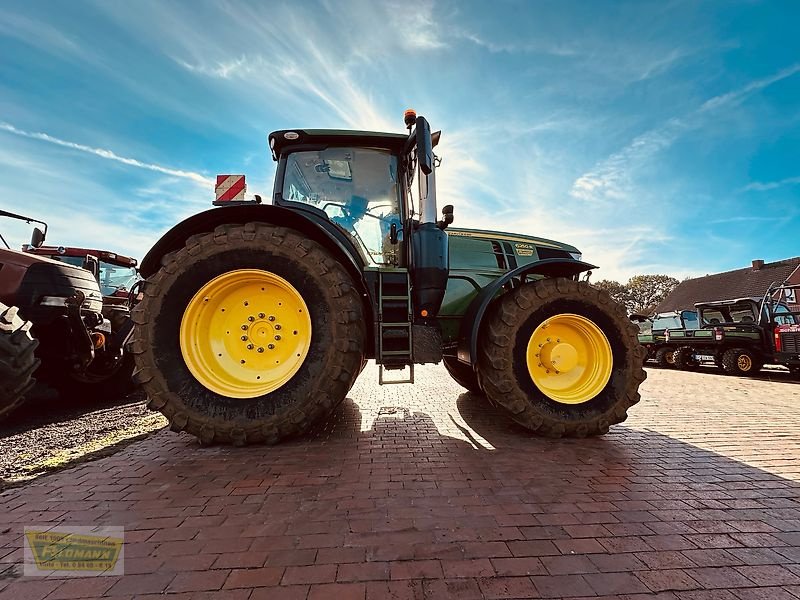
[1,364,799,599]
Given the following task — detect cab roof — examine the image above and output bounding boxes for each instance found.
[695,297,761,308]
[268,129,408,160]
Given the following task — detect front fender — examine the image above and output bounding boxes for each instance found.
[141,204,366,280]
[455,258,597,366]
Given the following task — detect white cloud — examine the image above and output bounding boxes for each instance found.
[740,176,800,193]
[0,122,214,186]
[570,64,800,203]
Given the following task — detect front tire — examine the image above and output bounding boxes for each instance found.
[477,278,646,437]
[132,223,366,445]
[0,303,40,421]
[442,356,483,394]
[655,346,676,368]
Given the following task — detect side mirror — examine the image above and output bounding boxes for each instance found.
[30,227,45,248]
[437,205,454,230]
[82,254,100,280]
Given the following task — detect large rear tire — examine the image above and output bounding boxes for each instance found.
[442,356,483,394]
[131,223,366,445]
[477,278,646,437]
[0,303,40,421]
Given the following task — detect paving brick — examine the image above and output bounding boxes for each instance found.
[440,558,494,578]
[390,559,443,579]
[338,561,390,582]
[48,577,119,599]
[283,564,338,585]
[422,578,482,599]
[589,551,648,572]
[541,553,598,575]
[107,573,175,596]
[684,567,755,589]
[224,567,284,588]
[637,569,701,592]
[584,571,651,595]
[167,569,229,592]
[478,576,539,599]
[366,580,424,600]
[491,556,548,576]
[735,564,800,586]
[250,585,309,600]
[531,574,594,597]
[308,582,365,600]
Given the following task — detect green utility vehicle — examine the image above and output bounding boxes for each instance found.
[635,310,698,367]
[132,112,646,445]
[665,288,800,376]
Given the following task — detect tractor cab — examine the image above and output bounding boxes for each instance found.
[265,114,450,382]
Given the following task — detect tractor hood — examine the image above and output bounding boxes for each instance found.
[447,227,582,267]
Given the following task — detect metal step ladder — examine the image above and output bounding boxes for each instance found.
[376,269,414,384]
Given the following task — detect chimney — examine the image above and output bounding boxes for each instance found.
[752,259,764,270]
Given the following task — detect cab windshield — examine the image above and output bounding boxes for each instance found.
[282,148,401,265]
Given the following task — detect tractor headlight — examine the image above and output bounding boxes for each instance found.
[40,296,69,307]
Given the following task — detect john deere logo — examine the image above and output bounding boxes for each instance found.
[25,529,123,574]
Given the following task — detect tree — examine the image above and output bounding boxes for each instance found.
[593,279,631,308]
[593,274,680,314]
[626,274,680,314]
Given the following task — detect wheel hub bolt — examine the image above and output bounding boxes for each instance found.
[258,312,266,319]
[267,344,274,350]
[274,335,281,341]
[241,324,248,330]
[268,315,275,321]
[248,316,255,322]
[274,324,281,330]
[241,335,248,341]
[258,347,266,353]
[247,344,254,350]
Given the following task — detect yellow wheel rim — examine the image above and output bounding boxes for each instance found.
[526,313,613,404]
[180,269,312,399]
[738,354,752,371]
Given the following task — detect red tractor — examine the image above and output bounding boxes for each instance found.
[0,210,137,420]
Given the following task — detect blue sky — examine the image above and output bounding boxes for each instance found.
[1,0,798,281]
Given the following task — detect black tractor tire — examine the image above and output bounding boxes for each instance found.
[673,346,698,370]
[721,347,761,376]
[131,222,366,446]
[48,352,136,403]
[0,303,40,421]
[442,356,483,394]
[655,346,676,368]
[477,277,646,438]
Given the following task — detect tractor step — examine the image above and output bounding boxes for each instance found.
[376,270,413,382]
[379,363,414,384]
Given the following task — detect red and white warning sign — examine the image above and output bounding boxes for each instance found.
[215,175,246,202]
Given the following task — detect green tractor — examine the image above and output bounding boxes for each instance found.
[132,112,646,445]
